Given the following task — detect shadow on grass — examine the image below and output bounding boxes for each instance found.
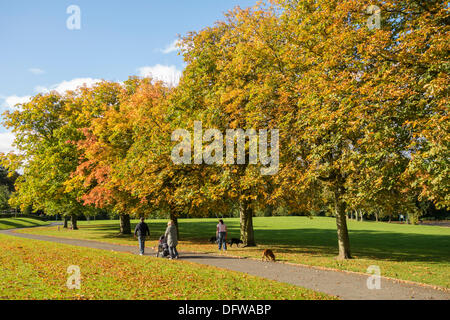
[0,218,45,229]
[78,220,450,264]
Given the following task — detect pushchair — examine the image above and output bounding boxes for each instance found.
[156,235,170,258]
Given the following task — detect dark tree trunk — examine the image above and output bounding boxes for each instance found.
[119,214,131,235]
[63,216,69,229]
[240,199,256,247]
[334,192,352,260]
[71,215,78,230]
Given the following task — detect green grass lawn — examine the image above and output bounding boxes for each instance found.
[0,233,333,300]
[16,216,450,288]
[0,217,49,230]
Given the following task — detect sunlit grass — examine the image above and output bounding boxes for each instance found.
[0,233,334,300]
[16,216,450,288]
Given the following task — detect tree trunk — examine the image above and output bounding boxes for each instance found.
[71,215,78,230]
[375,211,379,222]
[63,216,69,229]
[359,210,364,222]
[119,214,131,235]
[240,199,256,247]
[334,194,352,260]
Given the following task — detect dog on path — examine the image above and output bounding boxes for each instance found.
[262,249,276,262]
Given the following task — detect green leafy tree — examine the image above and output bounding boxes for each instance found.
[0,185,10,210]
[1,82,120,228]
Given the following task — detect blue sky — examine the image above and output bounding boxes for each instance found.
[0,0,257,152]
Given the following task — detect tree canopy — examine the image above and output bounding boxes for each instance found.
[1,0,448,257]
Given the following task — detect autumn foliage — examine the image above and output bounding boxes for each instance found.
[1,0,448,258]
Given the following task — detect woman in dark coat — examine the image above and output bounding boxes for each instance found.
[164,220,179,259]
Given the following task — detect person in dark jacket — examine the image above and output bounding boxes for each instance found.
[164,220,179,259]
[134,217,150,255]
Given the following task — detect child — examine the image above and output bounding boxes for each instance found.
[157,235,170,258]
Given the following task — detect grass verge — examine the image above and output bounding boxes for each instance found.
[0,233,333,300]
[15,217,450,288]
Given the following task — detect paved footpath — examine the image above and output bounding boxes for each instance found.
[2,225,449,300]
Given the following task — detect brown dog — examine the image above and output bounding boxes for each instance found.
[262,249,276,262]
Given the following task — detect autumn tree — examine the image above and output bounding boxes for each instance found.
[174,5,287,246]
[112,78,194,235]
[1,82,121,228]
[84,78,216,237]
[375,0,449,209]
[64,79,144,234]
[174,0,448,256]
[1,0,446,259]
[2,93,80,227]
[264,0,448,258]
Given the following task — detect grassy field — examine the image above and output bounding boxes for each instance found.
[0,233,333,300]
[0,217,49,230]
[16,216,450,288]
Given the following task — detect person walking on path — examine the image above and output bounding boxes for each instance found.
[134,218,150,255]
[217,219,227,251]
[165,220,179,259]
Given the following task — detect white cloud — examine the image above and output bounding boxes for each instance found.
[0,78,103,112]
[138,64,182,86]
[0,131,17,154]
[161,39,182,54]
[34,78,102,95]
[29,68,45,75]
[2,95,32,110]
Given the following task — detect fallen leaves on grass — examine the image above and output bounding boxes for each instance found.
[0,234,334,300]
